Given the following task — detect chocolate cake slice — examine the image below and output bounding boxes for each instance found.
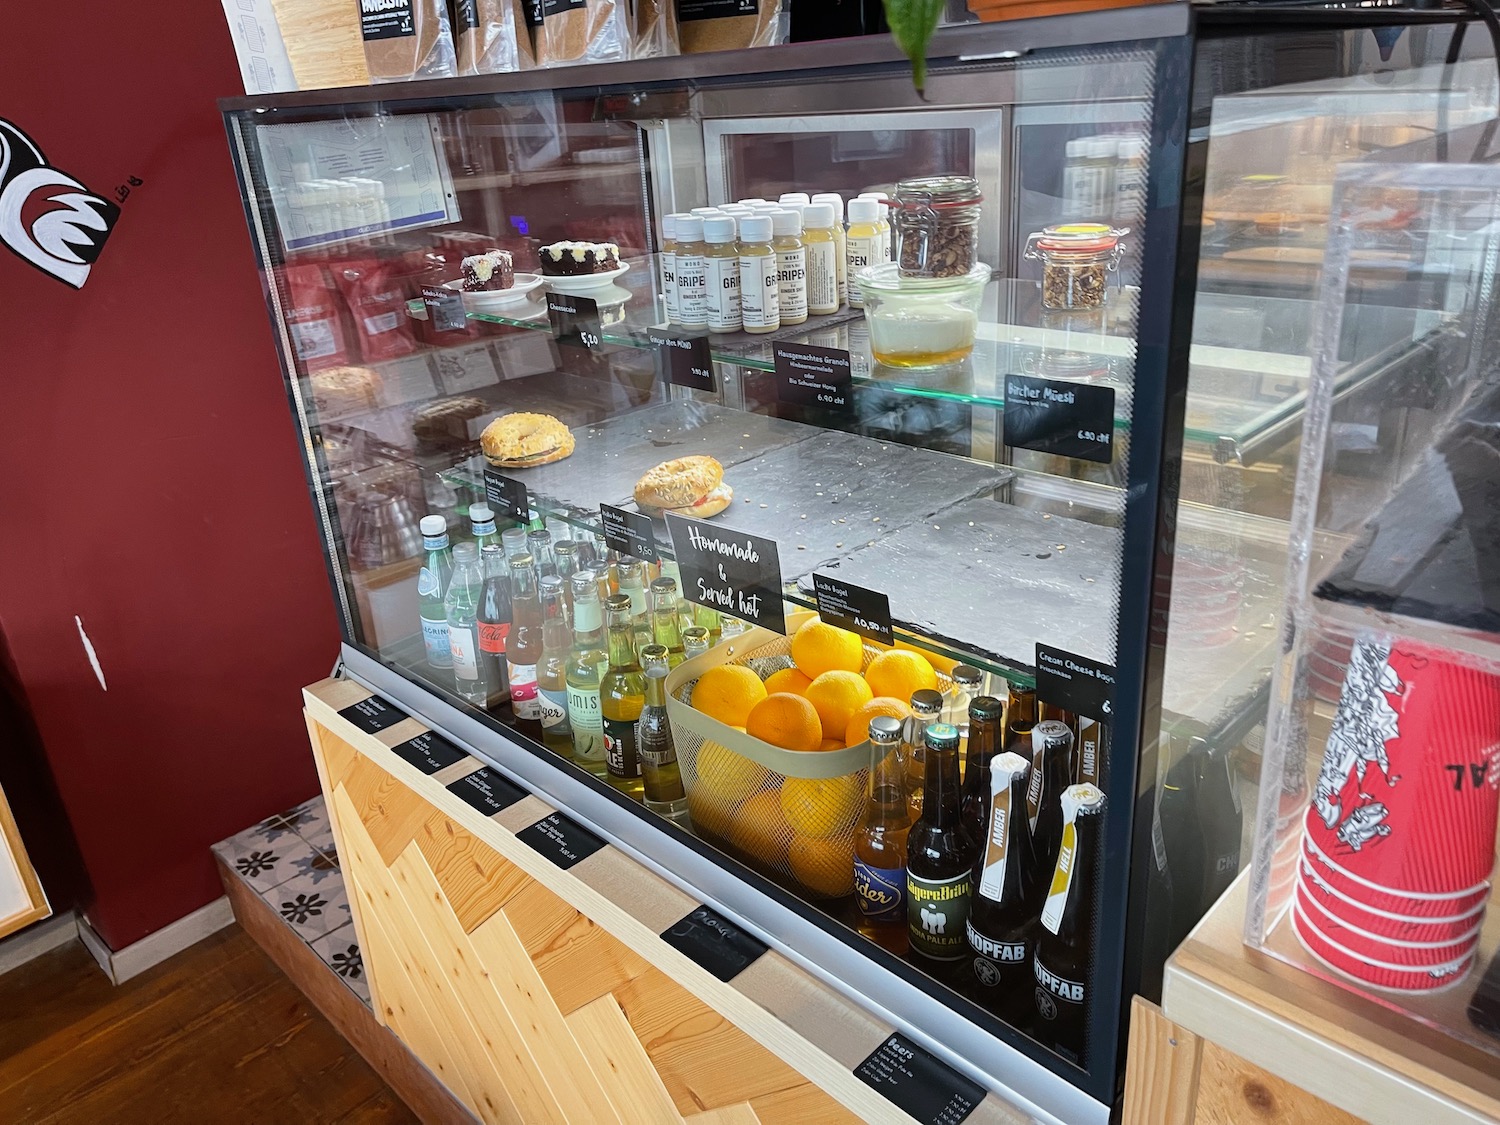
[538,241,621,276]
[460,249,514,292]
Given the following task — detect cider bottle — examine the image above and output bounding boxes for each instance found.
[854,716,913,955]
[536,576,574,758]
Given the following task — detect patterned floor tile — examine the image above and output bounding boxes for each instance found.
[263,872,352,941]
[221,834,319,895]
[311,924,371,1006]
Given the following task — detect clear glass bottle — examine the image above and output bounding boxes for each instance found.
[855,715,913,955]
[553,540,578,617]
[468,503,499,556]
[600,594,646,800]
[417,515,455,675]
[803,201,840,316]
[660,212,681,326]
[811,192,847,307]
[948,664,986,747]
[638,646,689,821]
[673,214,709,329]
[703,215,742,333]
[565,572,608,775]
[649,577,686,666]
[506,554,544,738]
[681,626,710,662]
[736,214,779,334]
[719,614,751,640]
[772,208,808,326]
[905,689,945,820]
[477,544,511,704]
[527,527,556,578]
[501,526,529,562]
[536,576,575,758]
[445,542,487,705]
[618,560,652,654]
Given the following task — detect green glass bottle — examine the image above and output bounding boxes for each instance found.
[649,577,686,667]
[638,645,688,822]
[565,571,608,776]
[600,593,646,800]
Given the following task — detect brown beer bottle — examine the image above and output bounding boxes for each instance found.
[1075,714,1108,786]
[1033,783,1106,1067]
[1028,720,1076,883]
[960,696,1006,849]
[966,751,1039,1023]
[906,723,975,971]
[854,716,914,955]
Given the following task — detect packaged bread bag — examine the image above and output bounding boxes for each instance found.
[535,0,630,66]
[676,0,785,52]
[359,0,459,81]
[454,0,537,72]
[631,0,679,57]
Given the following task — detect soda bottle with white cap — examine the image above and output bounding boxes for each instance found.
[417,515,455,674]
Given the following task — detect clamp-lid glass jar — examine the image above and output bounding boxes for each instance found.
[1023,223,1127,310]
[892,175,983,279]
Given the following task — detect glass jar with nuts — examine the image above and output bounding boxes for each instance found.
[891,175,983,280]
[1023,223,1128,310]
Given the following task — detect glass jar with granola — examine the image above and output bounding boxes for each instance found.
[1024,223,1128,310]
[891,176,983,279]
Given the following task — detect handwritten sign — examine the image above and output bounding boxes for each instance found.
[774,342,852,412]
[600,503,659,564]
[648,328,716,392]
[665,513,786,636]
[1003,375,1114,464]
[661,906,767,983]
[548,292,603,352]
[812,573,893,645]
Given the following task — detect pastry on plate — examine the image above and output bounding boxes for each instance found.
[480,412,575,468]
[461,249,514,292]
[634,455,733,519]
[539,241,621,276]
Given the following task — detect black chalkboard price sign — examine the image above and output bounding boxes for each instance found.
[548,292,604,352]
[773,341,852,412]
[812,572,893,645]
[393,730,467,775]
[854,1034,983,1125]
[1003,374,1115,464]
[647,327,716,392]
[338,694,404,734]
[661,905,767,983]
[446,767,527,816]
[482,466,530,524]
[518,811,605,869]
[600,502,659,564]
[665,513,787,636]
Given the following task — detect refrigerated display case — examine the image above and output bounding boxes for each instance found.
[221,9,1497,1118]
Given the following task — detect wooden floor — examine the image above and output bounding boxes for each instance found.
[0,925,417,1125]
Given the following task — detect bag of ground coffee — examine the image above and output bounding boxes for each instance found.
[676,0,784,52]
[535,0,629,66]
[454,0,536,72]
[631,0,679,57]
[284,262,353,372]
[360,0,459,81]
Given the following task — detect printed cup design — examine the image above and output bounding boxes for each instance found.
[1305,638,1500,895]
[1292,899,1475,993]
[1298,857,1488,943]
[1295,880,1482,958]
[1301,836,1490,917]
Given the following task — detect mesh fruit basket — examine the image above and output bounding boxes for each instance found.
[664,611,951,899]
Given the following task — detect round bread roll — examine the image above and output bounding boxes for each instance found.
[481,413,575,467]
[634,456,732,518]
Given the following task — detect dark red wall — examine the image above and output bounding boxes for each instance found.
[0,3,340,948]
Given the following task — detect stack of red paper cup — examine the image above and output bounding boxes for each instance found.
[1293,637,1500,993]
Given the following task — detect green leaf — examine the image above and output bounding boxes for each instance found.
[882,0,946,95]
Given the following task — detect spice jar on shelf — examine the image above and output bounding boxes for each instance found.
[1023,223,1128,310]
[891,176,983,280]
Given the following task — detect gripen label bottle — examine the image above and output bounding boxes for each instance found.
[905,722,975,961]
[1033,782,1105,1067]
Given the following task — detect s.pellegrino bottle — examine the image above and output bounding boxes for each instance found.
[854,715,913,955]
[468,503,499,556]
[417,515,455,674]
[444,542,487,705]
[966,751,1039,1024]
[638,646,688,821]
[1033,783,1106,1067]
[536,576,574,758]
[905,722,975,974]
[477,545,511,705]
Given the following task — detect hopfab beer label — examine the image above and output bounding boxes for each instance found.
[907,870,972,960]
[1034,952,1085,1016]
[855,860,905,921]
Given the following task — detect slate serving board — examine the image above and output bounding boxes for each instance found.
[801,496,1119,674]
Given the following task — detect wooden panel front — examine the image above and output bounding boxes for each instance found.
[311,718,858,1125]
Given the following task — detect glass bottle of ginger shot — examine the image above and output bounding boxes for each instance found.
[811,192,847,307]
[772,208,808,327]
[737,214,780,335]
[702,215,742,333]
[803,202,840,317]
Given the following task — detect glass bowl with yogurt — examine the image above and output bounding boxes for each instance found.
[853,262,990,369]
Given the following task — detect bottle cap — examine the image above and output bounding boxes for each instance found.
[970,695,1005,721]
[420,515,447,537]
[1065,139,1086,157]
[509,552,533,570]
[468,503,494,523]
[703,215,737,244]
[453,541,477,562]
[778,192,810,205]
[605,592,632,612]
[539,574,563,592]
[527,528,551,544]
[1117,135,1146,158]
[481,543,503,558]
[737,198,768,206]
[803,202,835,229]
[847,198,881,225]
[662,213,676,240]
[675,214,705,242]
[750,202,782,213]
[771,209,802,237]
[869,715,903,742]
[690,206,724,216]
[501,527,527,549]
[911,688,944,714]
[571,570,597,595]
[924,722,960,749]
[811,192,845,221]
[667,211,694,228]
[953,664,984,688]
[1090,137,1116,159]
[649,576,678,593]
[738,215,772,243]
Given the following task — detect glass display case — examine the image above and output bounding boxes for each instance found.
[220,10,1492,1118]
[1243,124,1500,1073]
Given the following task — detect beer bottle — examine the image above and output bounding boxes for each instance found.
[854,716,913,955]
[600,593,646,800]
[649,577,686,667]
[535,576,574,758]
[1038,701,1077,742]
[906,722,975,969]
[966,751,1039,1022]
[904,689,945,819]
[960,696,1005,845]
[1075,713,1108,787]
[1033,783,1106,1067]
[1192,736,1243,909]
[505,554,544,739]
[1028,720,1076,882]
[637,646,688,821]
[476,545,511,706]
[564,573,608,775]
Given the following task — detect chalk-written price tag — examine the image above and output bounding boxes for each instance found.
[600,503,659,564]
[665,513,786,636]
[661,905,767,983]
[393,730,467,774]
[774,342,852,412]
[482,466,530,524]
[812,573,893,645]
[648,328,716,392]
[548,293,604,352]
[338,694,404,734]
[1003,374,1115,464]
[518,811,605,869]
[854,1034,983,1125]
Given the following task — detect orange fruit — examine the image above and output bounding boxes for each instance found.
[789,834,856,897]
[686,792,740,841]
[864,649,938,702]
[692,664,767,727]
[764,667,813,696]
[805,670,874,740]
[745,693,823,752]
[896,638,959,675]
[818,738,844,752]
[790,617,864,679]
[781,775,863,839]
[844,696,911,748]
[729,788,791,867]
[694,741,770,805]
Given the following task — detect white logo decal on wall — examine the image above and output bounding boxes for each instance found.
[0,119,119,289]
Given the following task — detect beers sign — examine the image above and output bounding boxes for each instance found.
[666,514,786,635]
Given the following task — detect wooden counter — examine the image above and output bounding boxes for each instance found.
[303,676,1033,1125]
